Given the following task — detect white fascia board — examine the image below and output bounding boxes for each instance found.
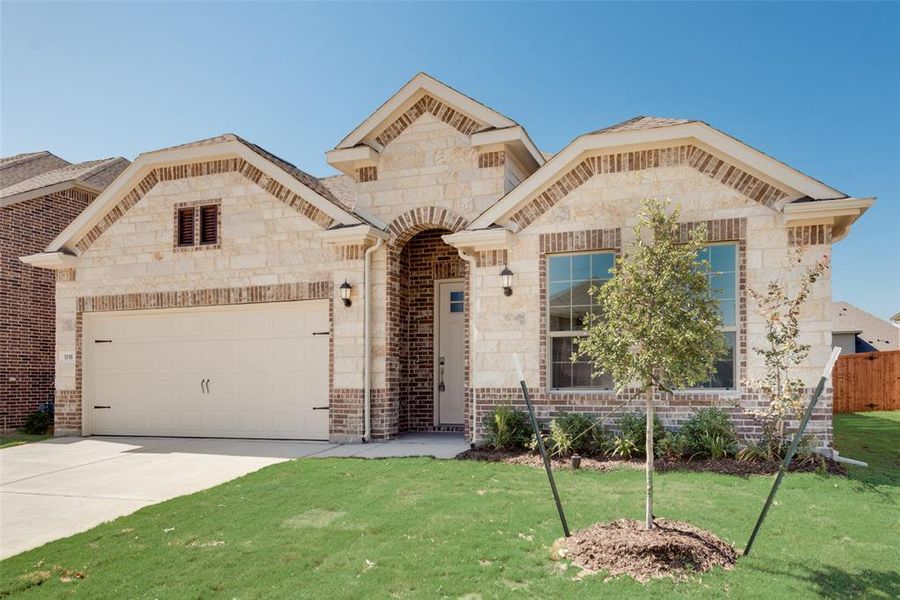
[337,73,516,150]
[442,228,514,250]
[48,141,361,253]
[783,197,874,222]
[325,145,380,169]
[471,122,847,229]
[19,251,78,270]
[320,224,390,245]
[471,126,545,170]
[0,181,101,208]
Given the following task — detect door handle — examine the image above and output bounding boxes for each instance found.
[93,405,111,409]
[201,379,210,394]
[438,357,446,392]
[312,406,329,410]
[206,379,210,394]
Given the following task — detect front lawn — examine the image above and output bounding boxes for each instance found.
[0,432,51,450]
[2,415,898,599]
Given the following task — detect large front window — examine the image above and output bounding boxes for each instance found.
[547,252,614,389]
[695,243,737,389]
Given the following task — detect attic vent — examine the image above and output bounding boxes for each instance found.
[200,205,219,245]
[177,207,195,247]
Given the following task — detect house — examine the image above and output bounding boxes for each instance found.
[21,73,873,449]
[1,152,129,429]
[832,301,900,354]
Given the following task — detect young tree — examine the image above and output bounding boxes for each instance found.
[747,249,829,454]
[577,198,727,530]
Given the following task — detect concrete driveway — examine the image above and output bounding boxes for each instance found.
[0,433,467,558]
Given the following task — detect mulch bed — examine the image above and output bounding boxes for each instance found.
[456,447,846,477]
[552,518,736,581]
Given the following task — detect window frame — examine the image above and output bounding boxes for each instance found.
[687,241,739,391]
[545,249,616,391]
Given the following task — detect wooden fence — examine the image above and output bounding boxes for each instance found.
[832,349,900,414]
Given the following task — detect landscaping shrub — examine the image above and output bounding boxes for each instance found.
[655,431,688,460]
[615,413,664,458]
[22,410,51,435]
[547,413,605,457]
[484,406,531,451]
[680,408,738,459]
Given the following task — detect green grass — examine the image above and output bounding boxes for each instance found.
[833,411,900,486]
[0,432,51,450]
[2,415,898,599]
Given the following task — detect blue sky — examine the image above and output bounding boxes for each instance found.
[2,2,898,318]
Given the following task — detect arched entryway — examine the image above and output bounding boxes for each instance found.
[379,208,470,438]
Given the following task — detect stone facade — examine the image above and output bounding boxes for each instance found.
[41,84,851,450]
[1,188,96,429]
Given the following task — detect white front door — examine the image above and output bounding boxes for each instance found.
[437,281,465,425]
[84,300,330,440]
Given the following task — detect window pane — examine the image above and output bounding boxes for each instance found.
[697,332,735,389]
[450,302,464,313]
[450,291,464,302]
[552,362,573,388]
[552,336,573,362]
[710,273,735,300]
[549,255,570,282]
[571,280,591,305]
[571,306,590,328]
[549,306,572,331]
[719,300,736,327]
[549,282,570,307]
[591,253,614,279]
[710,244,736,272]
[572,362,593,387]
[572,254,591,280]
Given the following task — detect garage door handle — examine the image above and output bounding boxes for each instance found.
[312,331,329,336]
[312,406,329,410]
[94,339,112,344]
[94,405,111,409]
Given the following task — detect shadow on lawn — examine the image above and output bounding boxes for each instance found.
[753,563,900,599]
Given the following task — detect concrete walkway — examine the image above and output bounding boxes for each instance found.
[0,433,467,559]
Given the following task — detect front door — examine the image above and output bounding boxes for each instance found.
[437,281,465,425]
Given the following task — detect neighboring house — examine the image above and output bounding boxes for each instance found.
[832,301,900,354]
[22,73,873,449]
[1,153,129,429]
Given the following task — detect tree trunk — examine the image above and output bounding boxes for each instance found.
[645,384,655,530]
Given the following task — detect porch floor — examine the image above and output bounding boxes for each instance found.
[316,432,468,459]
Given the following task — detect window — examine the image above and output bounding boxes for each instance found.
[547,252,615,389]
[176,207,195,247]
[174,202,219,249]
[449,290,464,313]
[199,205,218,245]
[695,243,737,389]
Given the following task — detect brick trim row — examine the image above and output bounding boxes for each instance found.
[57,281,334,435]
[74,158,336,254]
[508,145,791,230]
[788,224,831,246]
[374,94,484,148]
[356,166,377,183]
[478,151,505,168]
[474,249,508,268]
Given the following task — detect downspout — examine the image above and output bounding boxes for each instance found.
[362,237,383,443]
[456,248,478,445]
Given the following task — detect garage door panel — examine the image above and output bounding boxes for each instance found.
[87,300,329,440]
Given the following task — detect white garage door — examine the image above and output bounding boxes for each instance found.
[84,300,330,440]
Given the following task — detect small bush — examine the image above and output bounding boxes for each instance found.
[680,408,738,459]
[656,431,688,460]
[484,406,531,451]
[22,410,51,435]
[547,413,605,457]
[615,413,664,458]
[610,435,639,459]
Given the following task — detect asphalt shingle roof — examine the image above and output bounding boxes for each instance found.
[0,158,128,199]
[588,116,693,136]
[833,301,900,352]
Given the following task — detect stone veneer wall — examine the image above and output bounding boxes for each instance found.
[1,188,96,429]
[466,165,834,448]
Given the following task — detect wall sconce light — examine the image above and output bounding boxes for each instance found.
[500,265,514,296]
[339,279,352,307]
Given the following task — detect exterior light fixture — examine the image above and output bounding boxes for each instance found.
[340,279,352,307]
[500,265,514,296]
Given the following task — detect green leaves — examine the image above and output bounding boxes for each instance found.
[576,198,728,392]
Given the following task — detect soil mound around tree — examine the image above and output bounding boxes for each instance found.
[553,518,736,581]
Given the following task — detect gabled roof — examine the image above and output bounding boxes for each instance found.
[470,117,864,231]
[335,72,518,150]
[0,151,70,189]
[1,157,129,207]
[44,133,367,256]
[833,301,900,352]
[0,151,53,167]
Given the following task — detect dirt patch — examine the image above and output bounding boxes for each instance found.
[457,448,846,477]
[553,519,736,581]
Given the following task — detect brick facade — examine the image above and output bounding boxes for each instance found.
[1,188,96,429]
